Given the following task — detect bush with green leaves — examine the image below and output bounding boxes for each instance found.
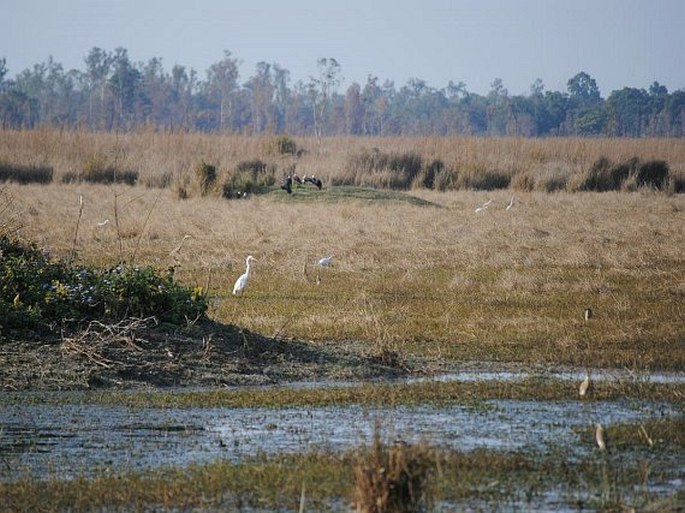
[0,235,207,335]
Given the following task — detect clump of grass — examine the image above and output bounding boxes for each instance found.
[574,156,671,192]
[634,159,669,189]
[353,429,433,513]
[270,135,298,155]
[0,159,53,184]
[512,161,572,192]
[62,153,138,185]
[454,164,511,190]
[222,159,276,198]
[342,149,424,190]
[193,160,217,196]
[0,185,21,236]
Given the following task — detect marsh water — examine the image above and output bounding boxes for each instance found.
[1,368,684,510]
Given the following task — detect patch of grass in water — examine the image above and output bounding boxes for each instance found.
[28,378,681,409]
[3,436,681,513]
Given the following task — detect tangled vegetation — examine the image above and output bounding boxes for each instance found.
[0,235,207,335]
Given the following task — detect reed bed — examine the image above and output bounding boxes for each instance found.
[1,130,684,192]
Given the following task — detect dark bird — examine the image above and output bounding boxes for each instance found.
[281,175,293,194]
[292,174,303,185]
[304,175,322,189]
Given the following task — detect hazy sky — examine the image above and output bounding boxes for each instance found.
[2,0,684,96]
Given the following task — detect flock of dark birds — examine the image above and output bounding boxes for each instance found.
[280,174,323,194]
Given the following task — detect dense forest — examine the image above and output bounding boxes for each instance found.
[0,47,684,137]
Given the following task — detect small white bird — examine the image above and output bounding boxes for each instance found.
[595,423,607,451]
[233,255,256,295]
[170,234,192,255]
[579,369,591,398]
[584,308,593,321]
[317,255,334,267]
[506,195,515,211]
[475,199,492,213]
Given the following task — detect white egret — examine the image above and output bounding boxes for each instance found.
[506,195,515,210]
[579,369,591,398]
[96,219,110,227]
[475,199,492,213]
[233,255,256,295]
[170,234,192,255]
[595,423,607,451]
[317,255,334,267]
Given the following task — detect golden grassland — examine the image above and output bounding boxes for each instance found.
[1,129,684,188]
[1,130,685,370]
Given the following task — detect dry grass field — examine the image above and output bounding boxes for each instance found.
[2,130,684,371]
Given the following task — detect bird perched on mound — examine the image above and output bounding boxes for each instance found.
[281,175,293,194]
[304,175,322,189]
[233,255,256,295]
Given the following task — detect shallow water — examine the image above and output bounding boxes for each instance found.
[1,370,683,511]
[0,394,680,482]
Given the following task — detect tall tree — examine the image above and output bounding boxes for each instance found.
[205,50,240,131]
[308,57,342,138]
[84,47,112,128]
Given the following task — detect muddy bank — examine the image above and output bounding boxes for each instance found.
[0,318,412,391]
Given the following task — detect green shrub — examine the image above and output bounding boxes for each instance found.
[0,235,207,335]
[0,159,53,184]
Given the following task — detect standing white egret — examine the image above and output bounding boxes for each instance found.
[317,255,334,267]
[595,423,607,451]
[170,234,192,256]
[506,195,515,211]
[475,199,492,213]
[233,255,256,295]
[579,369,591,398]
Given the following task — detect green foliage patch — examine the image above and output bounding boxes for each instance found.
[0,235,207,335]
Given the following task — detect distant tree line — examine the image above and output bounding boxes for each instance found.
[0,48,684,137]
